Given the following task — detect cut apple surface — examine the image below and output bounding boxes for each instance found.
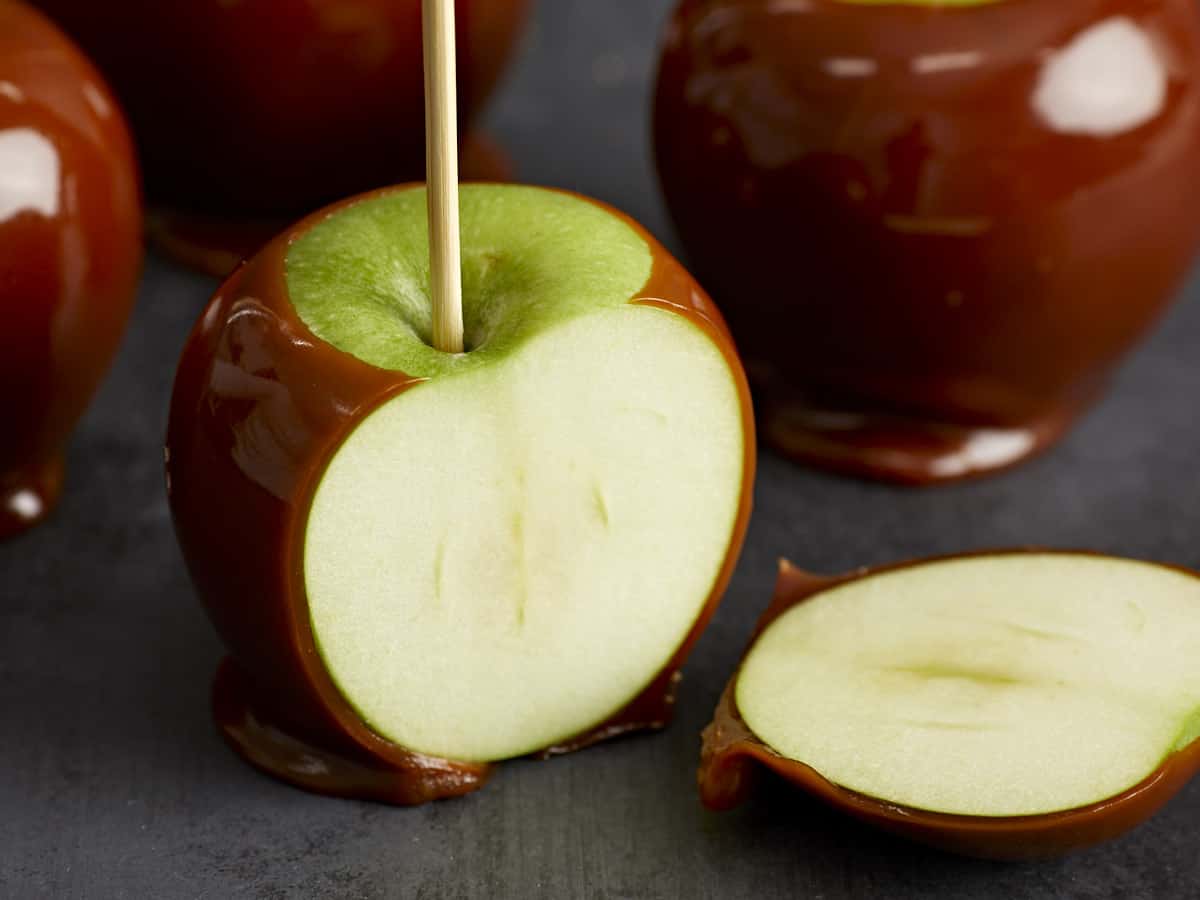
[292,185,748,763]
[735,553,1200,817]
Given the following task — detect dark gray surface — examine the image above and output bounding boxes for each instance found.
[4,1,1200,897]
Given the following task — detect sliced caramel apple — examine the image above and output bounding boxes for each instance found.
[167,183,755,803]
[702,552,1200,858]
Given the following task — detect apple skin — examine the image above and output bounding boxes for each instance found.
[700,552,1200,860]
[655,0,1200,484]
[165,184,755,804]
[32,0,529,272]
[0,1,142,540]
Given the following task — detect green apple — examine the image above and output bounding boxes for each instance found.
[282,185,751,764]
[735,553,1200,817]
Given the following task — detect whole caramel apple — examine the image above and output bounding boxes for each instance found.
[33,0,530,274]
[166,183,754,804]
[655,0,1200,484]
[0,0,142,539]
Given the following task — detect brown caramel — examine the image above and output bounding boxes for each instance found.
[166,185,755,804]
[34,0,529,274]
[656,0,1200,484]
[700,555,1200,859]
[0,2,142,539]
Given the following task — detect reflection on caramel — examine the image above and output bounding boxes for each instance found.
[33,0,529,273]
[700,555,1200,859]
[0,2,142,539]
[655,0,1200,484]
[166,185,755,804]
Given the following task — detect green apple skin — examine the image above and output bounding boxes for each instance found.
[701,553,1200,860]
[166,184,755,803]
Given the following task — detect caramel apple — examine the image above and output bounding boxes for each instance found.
[655,0,1200,484]
[702,553,1200,859]
[0,0,142,539]
[32,0,530,274]
[166,183,755,803]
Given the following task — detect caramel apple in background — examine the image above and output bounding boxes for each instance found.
[165,183,755,803]
[655,0,1200,484]
[32,0,530,275]
[0,0,142,539]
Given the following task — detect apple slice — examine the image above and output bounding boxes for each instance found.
[167,184,754,799]
[702,553,1200,858]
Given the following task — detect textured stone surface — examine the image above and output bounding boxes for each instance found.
[3,1,1200,896]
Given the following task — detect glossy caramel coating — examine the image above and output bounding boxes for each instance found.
[33,1,528,233]
[700,554,1200,859]
[655,0,1200,484]
[0,0,142,539]
[166,185,755,804]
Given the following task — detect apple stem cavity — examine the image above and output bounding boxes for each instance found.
[422,0,465,354]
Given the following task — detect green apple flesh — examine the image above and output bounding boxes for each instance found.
[736,554,1200,817]
[289,185,747,763]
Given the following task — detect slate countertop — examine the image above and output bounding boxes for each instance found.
[4,1,1199,897]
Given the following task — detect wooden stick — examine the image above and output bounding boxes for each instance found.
[423,0,464,353]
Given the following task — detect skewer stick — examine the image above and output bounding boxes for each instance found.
[423,0,464,353]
